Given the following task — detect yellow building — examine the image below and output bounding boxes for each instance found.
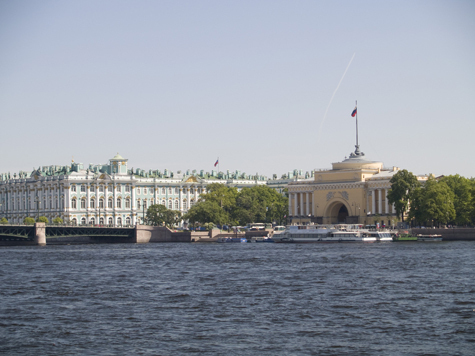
[288,145,426,227]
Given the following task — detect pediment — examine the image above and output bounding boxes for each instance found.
[97,173,112,181]
[182,175,201,183]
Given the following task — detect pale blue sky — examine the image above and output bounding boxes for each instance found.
[1,0,474,178]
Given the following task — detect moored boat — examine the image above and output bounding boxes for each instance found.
[272,224,393,243]
[417,234,442,242]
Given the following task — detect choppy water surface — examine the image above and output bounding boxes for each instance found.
[1,242,474,355]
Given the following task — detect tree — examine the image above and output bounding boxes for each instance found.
[234,185,288,226]
[387,169,420,222]
[422,178,455,227]
[53,217,64,225]
[36,216,49,224]
[182,200,228,227]
[24,217,35,225]
[146,204,182,228]
[0,217,8,224]
[145,204,169,226]
[440,175,472,226]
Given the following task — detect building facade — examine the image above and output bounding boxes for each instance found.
[0,154,306,226]
[287,145,428,227]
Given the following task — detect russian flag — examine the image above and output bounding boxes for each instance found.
[351,107,357,117]
[214,159,219,167]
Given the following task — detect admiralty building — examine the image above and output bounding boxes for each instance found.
[0,154,308,226]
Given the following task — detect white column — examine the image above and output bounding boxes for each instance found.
[288,193,292,216]
[293,193,298,216]
[392,203,395,215]
[187,187,190,209]
[371,189,375,215]
[384,188,389,215]
[306,193,309,216]
[378,189,382,215]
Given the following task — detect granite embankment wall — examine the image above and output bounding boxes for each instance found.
[411,228,475,241]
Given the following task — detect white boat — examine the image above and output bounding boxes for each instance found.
[272,225,394,243]
[417,234,442,241]
[217,237,247,243]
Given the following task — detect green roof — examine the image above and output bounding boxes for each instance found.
[111,153,125,160]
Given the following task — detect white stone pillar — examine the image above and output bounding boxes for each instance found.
[378,189,382,215]
[186,187,190,209]
[371,189,375,215]
[288,193,292,216]
[294,193,298,216]
[306,193,309,217]
[384,188,389,215]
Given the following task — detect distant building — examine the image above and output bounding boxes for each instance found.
[0,154,308,226]
[287,145,429,227]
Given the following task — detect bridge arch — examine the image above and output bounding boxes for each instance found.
[325,199,351,224]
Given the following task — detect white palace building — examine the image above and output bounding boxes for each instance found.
[0,154,309,226]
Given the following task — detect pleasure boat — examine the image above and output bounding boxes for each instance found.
[272,224,388,243]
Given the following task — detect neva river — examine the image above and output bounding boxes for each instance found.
[1,242,474,355]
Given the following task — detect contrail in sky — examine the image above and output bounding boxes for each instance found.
[317,52,356,142]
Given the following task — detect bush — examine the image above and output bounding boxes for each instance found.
[53,217,63,225]
[24,217,35,225]
[36,216,49,224]
[0,217,8,224]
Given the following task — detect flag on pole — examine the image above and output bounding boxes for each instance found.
[351,107,357,117]
[214,159,219,167]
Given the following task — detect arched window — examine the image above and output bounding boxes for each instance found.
[116,198,121,208]
[125,198,130,208]
[81,198,86,209]
[90,198,95,209]
[81,217,86,225]
[126,217,131,225]
[71,218,77,225]
[175,200,179,209]
[117,217,122,225]
[90,217,95,225]
[99,198,104,208]
[143,200,147,209]
[71,185,76,192]
[162,199,166,205]
[175,187,179,194]
[108,198,113,208]
[168,187,172,194]
[183,200,187,209]
[99,217,104,225]
[72,199,77,209]
[137,200,141,209]
[161,188,165,194]
[108,217,113,225]
[190,199,195,207]
[168,200,172,209]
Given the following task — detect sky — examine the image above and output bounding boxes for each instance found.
[1,0,474,178]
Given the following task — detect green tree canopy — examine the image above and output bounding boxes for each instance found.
[387,169,420,222]
[183,200,228,227]
[421,177,456,226]
[53,217,64,225]
[440,175,472,225]
[24,217,35,225]
[36,216,49,224]
[145,204,182,228]
[0,217,8,224]
[198,183,238,215]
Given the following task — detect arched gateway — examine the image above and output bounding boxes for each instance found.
[326,200,350,224]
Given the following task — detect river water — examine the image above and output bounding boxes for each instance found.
[1,241,474,355]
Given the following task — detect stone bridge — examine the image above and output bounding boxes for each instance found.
[0,223,192,245]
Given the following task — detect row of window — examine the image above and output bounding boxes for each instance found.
[70,198,195,210]
[71,216,132,226]
[70,185,202,195]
